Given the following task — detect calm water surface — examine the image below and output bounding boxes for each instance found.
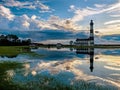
[0,47,120,90]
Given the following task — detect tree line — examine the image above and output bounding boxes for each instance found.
[0,34,31,46]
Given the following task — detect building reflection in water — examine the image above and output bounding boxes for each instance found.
[76,48,94,72]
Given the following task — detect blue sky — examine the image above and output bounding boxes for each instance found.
[0,0,120,44]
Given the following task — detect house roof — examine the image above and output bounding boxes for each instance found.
[76,38,90,41]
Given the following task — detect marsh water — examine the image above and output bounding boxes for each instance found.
[0,47,120,90]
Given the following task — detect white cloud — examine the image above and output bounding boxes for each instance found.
[3,0,30,7]
[70,5,75,10]
[22,14,29,20]
[39,3,50,11]
[95,24,120,36]
[94,4,106,8]
[110,14,120,17]
[106,2,120,13]
[47,15,82,31]
[0,5,14,20]
[70,0,120,22]
[3,14,82,31]
[31,15,37,20]
[0,0,120,35]
[3,0,52,13]
[95,19,120,36]
[104,20,120,25]
[33,0,53,13]
[22,21,30,28]
[0,5,15,30]
[67,0,120,35]
[8,14,31,30]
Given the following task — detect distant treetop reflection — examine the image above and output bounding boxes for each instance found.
[0,55,18,58]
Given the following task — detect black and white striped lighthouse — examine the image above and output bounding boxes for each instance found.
[90,20,94,46]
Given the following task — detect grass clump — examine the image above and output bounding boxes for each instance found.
[0,61,28,90]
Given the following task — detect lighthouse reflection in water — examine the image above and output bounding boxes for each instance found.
[76,48,94,72]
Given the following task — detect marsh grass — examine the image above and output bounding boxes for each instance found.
[0,46,30,57]
[0,61,28,90]
[0,46,44,58]
[20,75,117,90]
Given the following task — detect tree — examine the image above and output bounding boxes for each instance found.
[27,39,31,44]
[6,34,18,42]
[0,34,31,46]
[70,41,73,45]
[0,35,5,40]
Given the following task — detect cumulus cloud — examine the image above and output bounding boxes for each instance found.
[16,15,82,31]
[22,21,30,28]
[0,8,68,31]
[10,14,30,30]
[0,5,15,30]
[0,5,14,20]
[48,15,83,31]
[0,11,81,31]
[31,15,37,20]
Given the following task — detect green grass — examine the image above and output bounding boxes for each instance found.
[0,61,29,90]
[0,46,30,57]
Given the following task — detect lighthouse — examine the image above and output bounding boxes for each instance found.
[90,20,94,46]
[75,20,94,46]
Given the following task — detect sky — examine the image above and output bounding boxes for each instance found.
[0,0,120,44]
